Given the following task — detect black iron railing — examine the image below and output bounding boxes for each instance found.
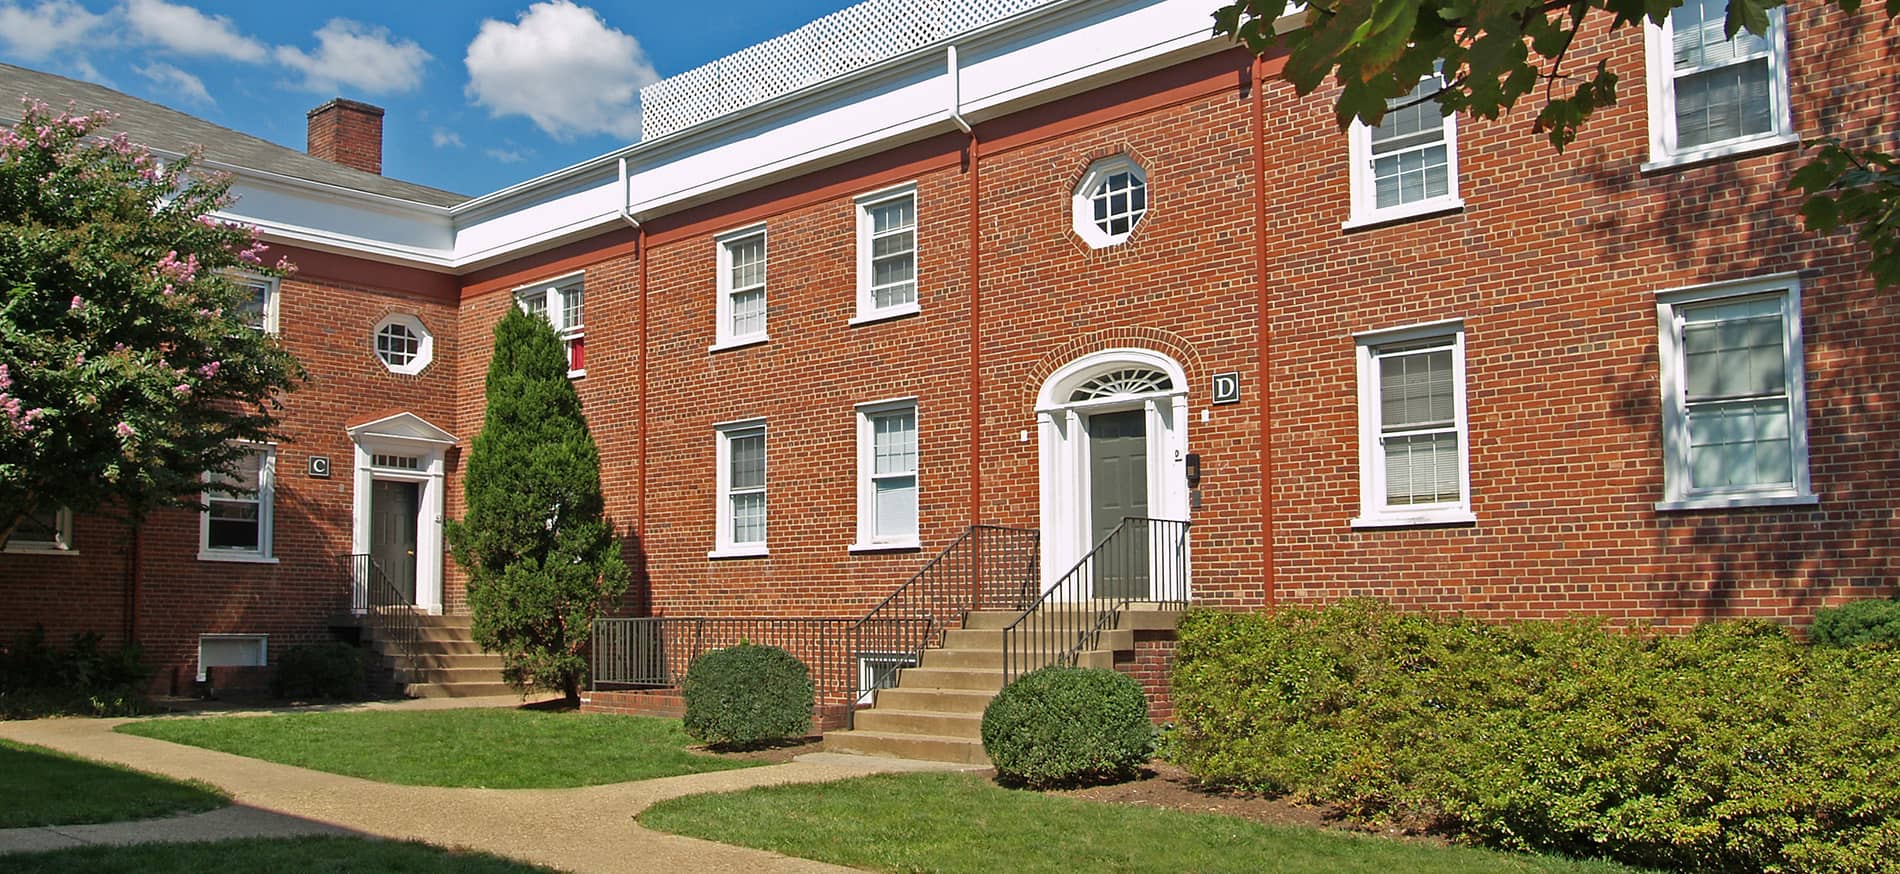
[591,616,857,707]
[848,525,1040,708]
[1000,517,1189,686]
[343,553,422,679]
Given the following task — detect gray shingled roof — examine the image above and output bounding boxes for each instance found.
[0,63,467,208]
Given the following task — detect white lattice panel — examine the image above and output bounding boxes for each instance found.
[640,0,1058,140]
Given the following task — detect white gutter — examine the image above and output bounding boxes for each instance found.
[617,157,641,230]
[948,45,973,134]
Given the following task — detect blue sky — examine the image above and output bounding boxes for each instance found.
[0,1,862,196]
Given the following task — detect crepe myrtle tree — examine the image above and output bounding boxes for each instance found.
[446,307,629,704]
[0,99,303,544]
[1212,0,1900,285]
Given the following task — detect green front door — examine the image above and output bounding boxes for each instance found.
[1088,409,1149,598]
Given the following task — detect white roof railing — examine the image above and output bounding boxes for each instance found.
[638,0,1059,140]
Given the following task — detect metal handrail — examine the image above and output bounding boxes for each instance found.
[1000,517,1190,686]
[591,616,857,714]
[847,524,1039,711]
[342,553,422,681]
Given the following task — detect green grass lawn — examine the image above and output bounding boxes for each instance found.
[0,836,558,873]
[0,739,228,829]
[115,708,755,789]
[640,772,1649,874]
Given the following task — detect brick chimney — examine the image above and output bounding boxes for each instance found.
[306,98,384,175]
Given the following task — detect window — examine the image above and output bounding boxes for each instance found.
[854,185,918,323]
[1644,0,1793,167]
[197,634,267,682]
[1071,156,1147,248]
[1347,74,1461,226]
[1656,274,1812,509]
[232,274,278,334]
[856,651,919,704]
[1353,321,1473,527]
[5,504,73,553]
[372,314,433,375]
[712,421,767,556]
[516,274,586,376]
[201,446,275,561]
[855,400,919,550]
[715,227,768,349]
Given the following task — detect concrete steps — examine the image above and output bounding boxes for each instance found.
[359,613,510,699]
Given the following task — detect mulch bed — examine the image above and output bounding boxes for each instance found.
[1052,761,1439,844]
[698,736,827,764]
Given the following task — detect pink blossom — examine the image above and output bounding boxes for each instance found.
[172,383,192,397]
[274,256,298,274]
[68,295,84,312]
[197,361,221,379]
[0,363,10,391]
[115,421,135,439]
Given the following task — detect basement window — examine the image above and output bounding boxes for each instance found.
[197,633,267,682]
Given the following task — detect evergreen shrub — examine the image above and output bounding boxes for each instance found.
[680,644,813,748]
[1810,597,1900,647]
[0,627,151,718]
[981,666,1153,788]
[1170,600,1900,873]
[269,642,367,700]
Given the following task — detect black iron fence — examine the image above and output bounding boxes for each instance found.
[342,553,422,678]
[591,616,859,707]
[1000,517,1189,686]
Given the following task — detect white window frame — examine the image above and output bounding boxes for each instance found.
[514,271,587,378]
[1643,3,1795,170]
[1655,273,1814,510]
[852,183,921,325]
[1352,320,1474,528]
[711,419,768,558]
[4,504,74,554]
[231,272,280,335]
[1345,74,1463,228]
[852,398,921,552]
[196,633,267,683]
[856,651,919,704]
[372,313,434,376]
[713,225,769,351]
[1070,155,1148,249]
[199,444,277,563]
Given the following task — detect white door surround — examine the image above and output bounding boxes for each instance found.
[346,412,455,615]
[1036,348,1190,592]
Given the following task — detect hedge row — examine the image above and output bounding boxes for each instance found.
[1170,600,1900,873]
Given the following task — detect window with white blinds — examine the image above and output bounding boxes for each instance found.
[857,186,918,321]
[1646,0,1791,164]
[716,228,769,348]
[516,274,586,375]
[714,421,768,556]
[1354,322,1473,527]
[855,400,919,549]
[201,445,274,561]
[1657,276,1813,509]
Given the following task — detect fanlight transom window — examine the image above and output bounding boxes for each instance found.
[1068,367,1174,403]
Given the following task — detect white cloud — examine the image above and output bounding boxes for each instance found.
[70,56,114,87]
[464,1,654,141]
[485,146,529,164]
[432,128,464,149]
[135,61,211,105]
[276,19,430,95]
[123,0,267,63]
[0,0,108,62]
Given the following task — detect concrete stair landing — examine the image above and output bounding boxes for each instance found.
[363,613,512,698]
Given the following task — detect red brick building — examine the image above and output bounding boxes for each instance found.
[3,0,1895,708]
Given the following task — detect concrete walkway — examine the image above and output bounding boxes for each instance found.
[0,699,971,872]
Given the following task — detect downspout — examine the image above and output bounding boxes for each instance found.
[952,44,981,533]
[947,45,973,135]
[616,157,641,231]
[622,155,649,610]
[1251,57,1276,610]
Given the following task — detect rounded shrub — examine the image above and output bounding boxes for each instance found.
[270,642,366,701]
[1811,597,1900,647]
[981,665,1154,788]
[680,643,813,748]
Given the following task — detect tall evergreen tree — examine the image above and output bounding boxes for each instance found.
[447,307,628,703]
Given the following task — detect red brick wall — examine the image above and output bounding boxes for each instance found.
[305,99,383,176]
[1115,633,1179,723]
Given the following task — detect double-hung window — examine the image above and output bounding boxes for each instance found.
[1353,322,1473,527]
[516,274,586,376]
[1644,0,1793,167]
[854,185,918,323]
[1347,74,1461,227]
[854,400,919,550]
[5,504,73,553]
[713,421,767,557]
[715,227,768,349]
[232,274,279,334]
[200,445,275,562]
[1656,274,1812,509]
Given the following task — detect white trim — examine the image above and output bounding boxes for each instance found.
[1654,273,1813,510]
[514,271,588,377]
[1036,347,1190,590]
[855,398,921,550]
[1352,320,1473,528]
[4,505,75,554]
[716,224,770,348]
[372,313,435,375]
[1643,4,1794,167]
[1070,155,1148,248]
[348,414,454,615]
[855,182,920,322]
[199,445,276,562]
[715,419,769,555]
[1346,74,1462,228]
